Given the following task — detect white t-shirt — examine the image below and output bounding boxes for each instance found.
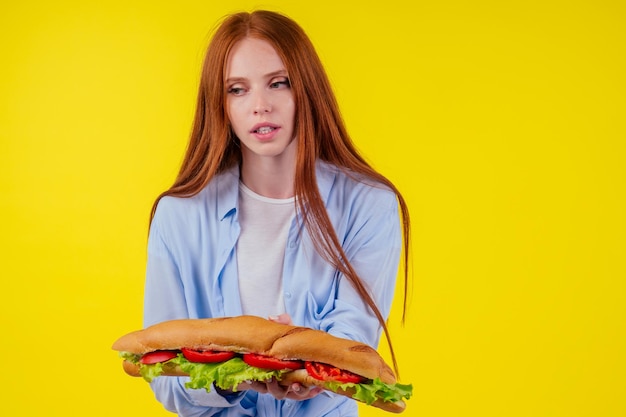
[236,182,295,318]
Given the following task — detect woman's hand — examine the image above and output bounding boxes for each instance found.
[236,378,323,401]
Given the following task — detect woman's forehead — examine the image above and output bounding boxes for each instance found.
[225,37,287,80]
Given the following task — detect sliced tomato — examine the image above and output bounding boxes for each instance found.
[140,350,179,365]
[305,361,365,384]
[242,353,304,371]
[181,348,237,363]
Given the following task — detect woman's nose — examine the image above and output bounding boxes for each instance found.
[252,91,272,114]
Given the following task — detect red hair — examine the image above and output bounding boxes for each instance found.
[150,10,411,375]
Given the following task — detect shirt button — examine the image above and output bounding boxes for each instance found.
[289,241,296,248]
[284,292,292,299]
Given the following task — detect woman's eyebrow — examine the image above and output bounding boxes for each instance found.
[265,69,288,78]
[225,69,288,84]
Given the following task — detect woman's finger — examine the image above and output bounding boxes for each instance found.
[268,313,293,325]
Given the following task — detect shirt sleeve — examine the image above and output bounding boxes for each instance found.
[321,187,402,348]
[143,199,248,415]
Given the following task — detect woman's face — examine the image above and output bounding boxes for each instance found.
[225,37,296,166]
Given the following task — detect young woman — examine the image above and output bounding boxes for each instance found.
[143,9,411,417]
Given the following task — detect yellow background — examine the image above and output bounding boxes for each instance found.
[1,0,624,416]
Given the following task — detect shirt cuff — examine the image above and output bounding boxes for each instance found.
[212,383,246,404]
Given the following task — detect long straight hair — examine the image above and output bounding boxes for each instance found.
[150,10,411,375]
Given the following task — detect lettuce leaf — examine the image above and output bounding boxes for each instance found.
[123,353,288,390]
[177,356,287,392]
[325,378,413,405]
[119,352,141,363]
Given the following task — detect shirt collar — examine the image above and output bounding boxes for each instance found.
[217,165,241,221]
[216,160,338,221]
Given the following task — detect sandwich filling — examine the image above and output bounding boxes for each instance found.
[120,351,413,406]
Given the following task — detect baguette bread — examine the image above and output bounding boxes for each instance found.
[113,316,410,413]
[112,315,396,384]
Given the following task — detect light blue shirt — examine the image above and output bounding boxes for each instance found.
[144,161,402,417]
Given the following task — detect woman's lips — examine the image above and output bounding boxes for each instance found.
[251,123,280,140]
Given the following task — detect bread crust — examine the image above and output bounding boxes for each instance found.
[112,316,396,384]
[112,316,289,355]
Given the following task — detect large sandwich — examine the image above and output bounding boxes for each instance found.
[112,315,412,413]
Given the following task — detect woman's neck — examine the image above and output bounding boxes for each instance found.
[240,156,296,199]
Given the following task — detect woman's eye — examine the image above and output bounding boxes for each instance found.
[227,87,245,95]
[270,78,290,89]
